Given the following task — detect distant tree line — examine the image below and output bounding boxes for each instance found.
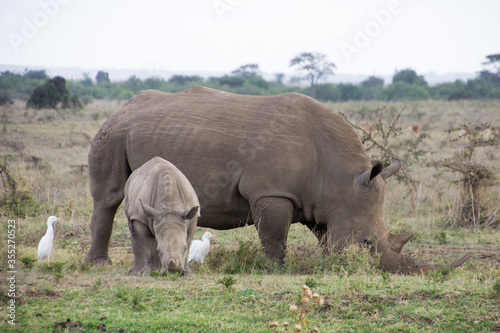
[0,54,499,109]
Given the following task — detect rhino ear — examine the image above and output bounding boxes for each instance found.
[139,199,162,220]
[356,161,383,186]
[180,206,199,221]
[381,158,401,181]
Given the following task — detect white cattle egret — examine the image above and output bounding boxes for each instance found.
[38,216,61,263]
[188,231,215,264]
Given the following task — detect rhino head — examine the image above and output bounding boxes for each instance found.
[140,200,199,275]
[325,158,470,274]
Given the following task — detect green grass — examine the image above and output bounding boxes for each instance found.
[5,255,500,332]
[0,99,499,332]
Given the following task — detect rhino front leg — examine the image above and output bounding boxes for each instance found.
[127,219,147,275]
[251,197,294,264]
[132,222,161,275]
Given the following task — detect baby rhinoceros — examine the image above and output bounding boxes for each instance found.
[124,157,200,276]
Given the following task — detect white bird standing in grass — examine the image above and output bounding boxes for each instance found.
[38,216,61,263]
[188,231,216,264]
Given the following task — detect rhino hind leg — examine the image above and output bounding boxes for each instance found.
[302,222,328,248]
[86,141,131,265]
[86,200,123,265]
[251,197,294,264]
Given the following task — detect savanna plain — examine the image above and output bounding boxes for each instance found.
[0,98,499,332]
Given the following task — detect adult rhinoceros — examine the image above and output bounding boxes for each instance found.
[86,87,469,273]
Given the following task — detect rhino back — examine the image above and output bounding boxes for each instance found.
[111,88,367,227]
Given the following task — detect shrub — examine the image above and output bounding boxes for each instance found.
[0,92,14,106]
[429,123,499,227]
[27,76,82,110]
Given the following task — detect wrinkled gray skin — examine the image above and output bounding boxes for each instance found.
[86,87,469,273]
[124,157,200,276]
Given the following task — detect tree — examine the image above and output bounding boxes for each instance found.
[124,75,143,93]
[95,71,110,84]
[168,75,202,86]
[392,69,427,87]
[0,92,13,106]
[23,69,48,81]
[232,64,260,78]
[342,106,428,210]
[483,53,500,75]
[217,75,245,87]
[26,76,80,109]
[289,52,336,98]
[384,82,430,101]
[80,72,93,87]
[274,73,285,85]
[361,76,384,88]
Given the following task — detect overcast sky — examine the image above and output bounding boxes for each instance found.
[1,0,499,78]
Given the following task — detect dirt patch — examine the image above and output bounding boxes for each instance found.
[23,289,61,299]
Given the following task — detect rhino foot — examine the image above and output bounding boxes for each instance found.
[86,256,112,266]
[182,265,194,277]
[127,267,141,275]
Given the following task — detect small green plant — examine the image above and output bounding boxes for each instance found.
[40,261,64,272]
[80,261,91,272]
[380,270,391,284]
[54,271,64,283]
[427,267,452,283]
[217,275,237,290]
[492,280,500,297]
[114,286,128,301]
[304,277,318,289]
[93,278,102,290]
[165,271,182,281]
[131,289,145,310]
[150,269,161,277]
[20,256,36,269]
[436,231,448,245]
[40,261,65,282]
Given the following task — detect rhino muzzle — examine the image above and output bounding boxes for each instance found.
[161,258,184,275]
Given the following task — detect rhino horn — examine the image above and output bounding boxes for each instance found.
[379,250,471,274]
[415,252,472,273]
[389,232,413,253]
[381,158,401,180]
[139,199,162,220]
